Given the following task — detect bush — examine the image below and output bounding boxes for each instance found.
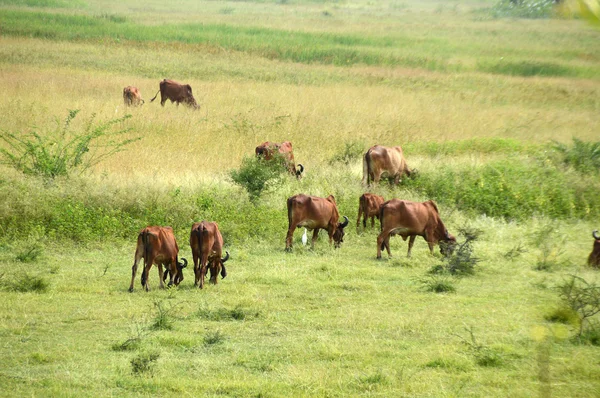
[204,330,226,346]
[556,275,600,339]
[443,227,481,276]
[230,155,287,202]
[329,141,364,165]
[0,110,139,179]
[2,273,49,293]
[553,138,600,174]
[130,351,160,375]
[419,274,456,293]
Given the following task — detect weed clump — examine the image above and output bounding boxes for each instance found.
[329,141,364,165]
[455,326,504,368]
[419,274,456,293]
[443,227,481,276]
[2,273,49,293]
[553,138,600,175]
[204,330,226,346]
[130,351,160,375]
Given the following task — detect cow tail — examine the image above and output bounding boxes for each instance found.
[142,231,151,264]
[287,197,294,228]
[149,89,160,102]
[379,203,386,233]
[363,150,371,185]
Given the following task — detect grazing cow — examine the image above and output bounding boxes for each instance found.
[588,230,600,268]
[377,199,456,258]
[357,193,385,232]
[150,79,199,109]
[362,145,414,185]
[286,194,349,250]
[190,221,229,289]
[129,226,187,292]
[255,141,304,178]
[123,86,144,107]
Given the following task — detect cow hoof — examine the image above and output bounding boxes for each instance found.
[128,287,134,293]
[285,247,292,253]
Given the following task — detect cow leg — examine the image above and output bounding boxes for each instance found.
[370,215,375,228]
[285,222,298,251]
[199,253,209,289]
[157,263,165,289]
[192,250,201,288]
[407,236,417,257]
[141,258,153,292]
[356,208,363,233]
[129,250,143,292]
[377,230,391,258]
[312,229,320,249]
[426,237,435,255]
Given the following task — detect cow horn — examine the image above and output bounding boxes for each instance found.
[340,216,349,228]
[297,164,304,175]
[593,230,600,240]
[221,251,230,263]
[179,257,188,268]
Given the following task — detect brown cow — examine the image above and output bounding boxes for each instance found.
[357,193,385,232]
[286,194,349,251]
[255,141,304,178]
[588,230,600,268]
[150,79,199,109]
[377,199,456,258]
[190,221,229,289]
[362,145,414,185]
[129,226,187,292]
[123,86,144,107]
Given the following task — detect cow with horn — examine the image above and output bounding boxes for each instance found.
[588,230,600,268]
[286,194,349,250]
[190,221,229,289]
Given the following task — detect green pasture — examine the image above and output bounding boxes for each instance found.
[0,0,599,396]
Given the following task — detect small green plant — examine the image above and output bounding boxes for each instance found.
[15,243,43,263]
[3,273,49,293]
[530,225,565,272]
[230,155,287,202]
[553,138,600,174]
[444,227,481,276]
[112,323,148,352]
[455,326,504,368]
[130,351,160,375]
[503,242,528,260]
[329,141,364,165]
[0,110,139,179]
[197,305,258,321]
[490,0,557,19]
[419,274,456,293]
[151,300,175,331]
[556,275,600,340]
[204,330,226,346]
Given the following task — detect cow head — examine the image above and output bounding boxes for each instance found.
[333,216,349,248]
[439,229,457,256]
[295,163,304,179]
[220,251,230,279]
[589,230,600,268]
[184,85,200,109]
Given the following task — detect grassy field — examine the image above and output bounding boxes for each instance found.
[1,0,600,396]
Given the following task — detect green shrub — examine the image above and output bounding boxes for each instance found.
[3,273,49,293]
[544,306,579,325]
[419,274,456,293]
[0,110,138,179]
[329,141,364,165]
[230,155,287,202]
[15,242,43,263]
[478,60,571,77]
[130,351,160,375]
[204,330,226,346]
[556,275,600,339]
[151,300,176,331]
[553,138,600,174]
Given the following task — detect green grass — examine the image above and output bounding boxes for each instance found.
[1,0,600,395]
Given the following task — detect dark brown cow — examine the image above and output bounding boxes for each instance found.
[357,193,385,232]
[190,221,229,289]
[362,145,413,185]
[588,230,600,268]
[377,199,456,258]
[129,226,187,292]
[123,86,144,107]
[150,79,199,109]
[286,194,349,250]
[255,141,304,178]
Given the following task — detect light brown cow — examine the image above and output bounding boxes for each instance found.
[357,193,385,232]
[190,221,229,289]
[588,230,600,268]
[123,86,144,107]
[129,226,187,292]
[255,141,304,178]
[286,194,349,251]
[377,199,456,258]
[150,79,199,109]
[362,145,413,185]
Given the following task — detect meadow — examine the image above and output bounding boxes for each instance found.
[0,0,600,396]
